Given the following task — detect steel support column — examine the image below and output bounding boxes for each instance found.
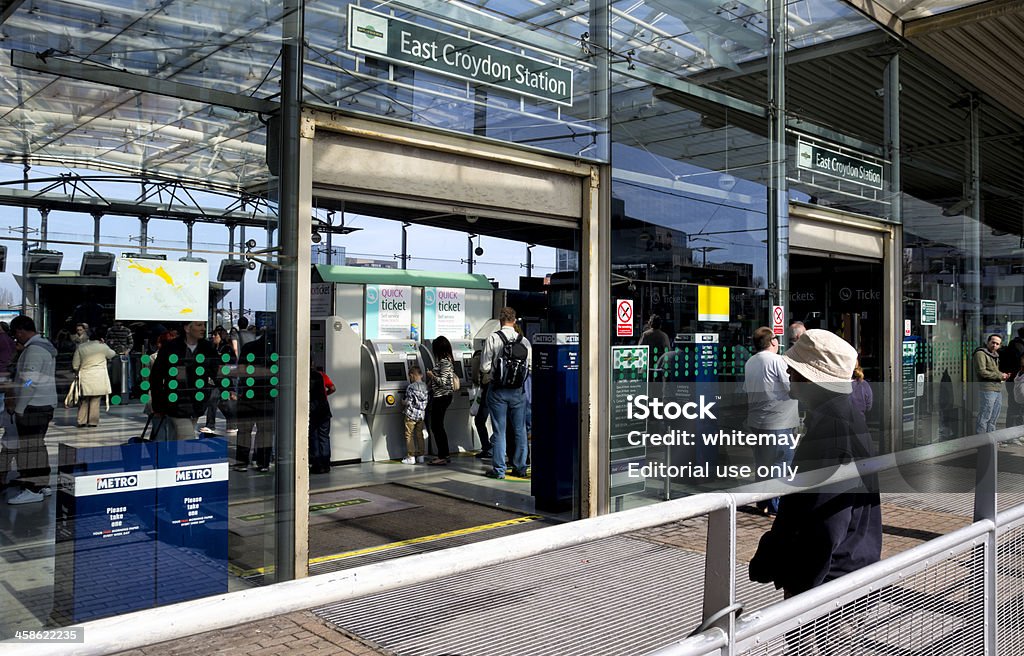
[884,52,902,454]
[401,222,409,270]
[40,208,50,249]
[20,159,27,314]
[275,0,312,581]
[90,212,100,252]
[768,0,788,338]
[239,226,246,318]
[967,95,982,369]
[584,0,611,518]
[139,217,149,255]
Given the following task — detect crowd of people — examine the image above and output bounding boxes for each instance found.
[0,314,289,504]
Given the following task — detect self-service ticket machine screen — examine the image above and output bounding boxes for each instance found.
[419,339,477,454]
[361,340,424,461]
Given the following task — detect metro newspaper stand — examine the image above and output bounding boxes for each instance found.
[54,438,228,622]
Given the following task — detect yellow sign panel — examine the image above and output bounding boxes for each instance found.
[698,285,730,322]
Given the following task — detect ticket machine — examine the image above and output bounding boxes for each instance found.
[361,340,425,460]
[420,338,477,453]
[311,316,370,462]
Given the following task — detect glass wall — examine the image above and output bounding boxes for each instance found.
[0,174,284,633]
[899,49,1024,451]
[609,67,771,508]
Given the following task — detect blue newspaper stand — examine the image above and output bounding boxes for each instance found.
[530,333,579,512]
[54,442,157,623]
[154,438,229,605]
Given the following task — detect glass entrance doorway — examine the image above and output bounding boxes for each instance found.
[789,253,885,435]
[300,203,582,576]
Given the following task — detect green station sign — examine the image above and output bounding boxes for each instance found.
[797,140,884,190]
[348,6,574,107]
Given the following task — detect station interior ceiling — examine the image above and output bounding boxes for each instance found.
[0,0,1020,245]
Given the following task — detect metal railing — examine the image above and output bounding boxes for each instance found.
[15,425,1024,656]
[646,425,1024,656]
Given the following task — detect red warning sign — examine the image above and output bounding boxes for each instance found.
[771,305,785,335]
[616,299,633,337]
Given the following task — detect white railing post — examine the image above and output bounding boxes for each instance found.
[974,441,997,654]
[701,501,737,655]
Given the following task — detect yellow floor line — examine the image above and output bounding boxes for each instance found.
[309,515,542,566]
[231,515,542,578]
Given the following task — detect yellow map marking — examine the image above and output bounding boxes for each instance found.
[154,266,176,286]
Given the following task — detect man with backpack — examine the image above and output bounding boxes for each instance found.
[999,327,1024,429]
[479,307,531,480]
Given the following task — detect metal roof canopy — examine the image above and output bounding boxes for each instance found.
[0,0,1018,234]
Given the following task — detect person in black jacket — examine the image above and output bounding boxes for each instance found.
[1000,327,1024,429]
[749,329,882,598]
[150,321,218,440]
[234,330,276,472]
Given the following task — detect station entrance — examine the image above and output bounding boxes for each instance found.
[787,204,898,451]
[293,207,583,575]
[273,111,595,574]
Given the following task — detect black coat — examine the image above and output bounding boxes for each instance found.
[150,336,218,419]
[236,334,276,419]
[749,393,882,595]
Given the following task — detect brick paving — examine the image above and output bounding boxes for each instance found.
[114,499,977,655]
[114,611,390,656]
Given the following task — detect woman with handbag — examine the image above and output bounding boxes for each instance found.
[71,326,116,428]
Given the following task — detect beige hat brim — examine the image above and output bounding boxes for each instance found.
[782,354,853,394]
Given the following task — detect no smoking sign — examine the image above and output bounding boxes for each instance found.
[616,299,633,337]
[771,305,785,335]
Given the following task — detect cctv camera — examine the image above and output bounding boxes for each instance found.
[475,246,484,256]
[311,231,322,244]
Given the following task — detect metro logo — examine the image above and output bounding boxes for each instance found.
[175,468,213,483]
[96,475,139,490]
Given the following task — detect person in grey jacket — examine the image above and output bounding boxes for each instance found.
[8,315,58,505]
[974,334,1008,434]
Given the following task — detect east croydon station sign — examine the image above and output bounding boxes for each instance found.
[797,140,884,190]
[348,6,574,107]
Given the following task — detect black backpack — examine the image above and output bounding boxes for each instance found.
[493,331,529,389]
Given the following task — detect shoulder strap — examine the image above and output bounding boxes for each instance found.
[496,330,510,345]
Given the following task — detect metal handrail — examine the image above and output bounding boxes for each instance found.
[15,426,1024,656]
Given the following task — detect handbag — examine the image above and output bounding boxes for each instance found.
[64,376,81,408]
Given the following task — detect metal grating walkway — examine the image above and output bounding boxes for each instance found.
[315,536,712,656]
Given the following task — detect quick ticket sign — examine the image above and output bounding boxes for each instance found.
[424,287,466,339]
[348,6,574,106]
[365,284,412,339]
